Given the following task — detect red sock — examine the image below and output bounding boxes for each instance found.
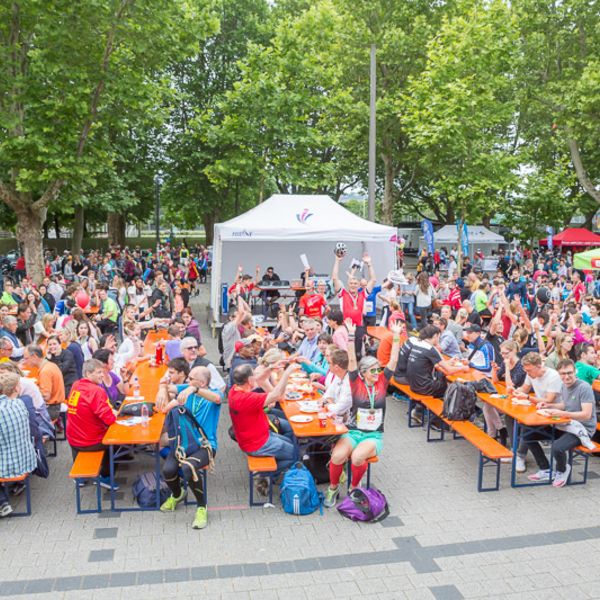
[351,462,369,487]
[329,462,344,487]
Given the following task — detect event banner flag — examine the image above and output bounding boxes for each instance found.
[421,219,435,254]
[456,220,469,257]
[546,226,554,250]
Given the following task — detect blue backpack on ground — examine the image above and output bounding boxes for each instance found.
[280,463,323,515]
[132,472,170,508]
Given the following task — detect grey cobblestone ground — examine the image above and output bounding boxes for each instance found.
[2,283,600,598]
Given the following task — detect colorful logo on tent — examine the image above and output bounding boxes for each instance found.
[592,259,600,269]
[296,208,313,224]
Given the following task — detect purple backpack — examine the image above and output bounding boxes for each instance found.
[337,487,389,523]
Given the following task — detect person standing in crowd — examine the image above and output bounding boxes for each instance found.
[331,253,376,358]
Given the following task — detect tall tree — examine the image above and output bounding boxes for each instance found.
[0,0,217,281]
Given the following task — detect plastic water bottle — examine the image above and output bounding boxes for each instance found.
[132,375,140,398]
[141,404,149,428]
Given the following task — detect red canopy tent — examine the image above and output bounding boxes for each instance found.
[539,227,600,247]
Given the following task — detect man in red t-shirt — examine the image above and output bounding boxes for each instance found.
[66,358,117,487]
[571,271,586,304]
[298,279,328,319]
[332,253,376,357]
[228,362,298,484]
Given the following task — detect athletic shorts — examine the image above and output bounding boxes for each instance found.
[341,429,383,455]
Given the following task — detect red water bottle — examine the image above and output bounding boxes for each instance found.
[155,343,163,365]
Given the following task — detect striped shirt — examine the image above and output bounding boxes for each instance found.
[0,396,36,478]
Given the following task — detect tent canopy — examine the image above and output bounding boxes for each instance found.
[540,227,600,247]
[216,194,397,241]
[210,195,398,322]
[421,225,506,246]
[573,248,600,270]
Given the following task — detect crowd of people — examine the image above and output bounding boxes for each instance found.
[2,241,600,526]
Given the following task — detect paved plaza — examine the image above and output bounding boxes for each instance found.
[2,291,600,600]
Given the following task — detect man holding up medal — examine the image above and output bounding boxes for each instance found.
[323,319,402,508]
[331,249,376,359]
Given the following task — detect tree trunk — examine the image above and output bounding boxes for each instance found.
[72,205,85,255]
[202,213,215,246]
[568,138,600,203]
[16,206,46,284]
[107,212,126,247]
[381,151,394,225]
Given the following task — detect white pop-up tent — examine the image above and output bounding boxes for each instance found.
[420,225,506,257]
[211,194,398,322]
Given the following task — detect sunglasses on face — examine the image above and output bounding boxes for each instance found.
[368,367,382,375]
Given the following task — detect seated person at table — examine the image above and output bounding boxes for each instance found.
[511,352,562,474]
[575,343,600,386]
[65,359,118,490]
[321,348,352,421]
[296,333,331,377]
[158,366,222,529]
[463,324,495,376]
[528,359,596,486]
[229,362,298,493]
[92,349,131,408]
[164,324,185,360]
[432,316,461,359]
[324,321,401,508]
[180,336,226,393]
[296,319,320,363]
[406,325,467,399]
[0,371,37,518]
[23,344,65,423]
[328,310,349,351]
[491,340,527,448]
[228,337,259,388]
[0,316,25,360]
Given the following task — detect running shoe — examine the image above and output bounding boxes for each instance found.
[527,469,551,482]
[324,485,340,508]
[0,502,13,517]
[552,464,571,488]
[160,489,186,512]
[192,506,208,529]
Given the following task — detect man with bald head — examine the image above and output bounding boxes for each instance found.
[158,364,223,529]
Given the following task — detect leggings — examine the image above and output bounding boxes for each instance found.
[163,447,213,507]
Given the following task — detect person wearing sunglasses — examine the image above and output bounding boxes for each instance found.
[180,337,226,393]
[324,319,402,508]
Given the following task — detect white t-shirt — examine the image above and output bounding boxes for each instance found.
[525,367,562,400]
[323,373,352,417]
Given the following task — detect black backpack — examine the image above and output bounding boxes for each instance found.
[441,382,478,421]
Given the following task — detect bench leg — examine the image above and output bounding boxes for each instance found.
[249,471,275,507]
[366,464,371,489]
[9,477,32,517]
[426,410,445,443]
[478,454,501,492]
[567,450,588,485]
[74,478,103,514]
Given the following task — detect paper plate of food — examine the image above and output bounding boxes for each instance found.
[298,401,320,413]
[290,415,313,423]
[285,391,302,400]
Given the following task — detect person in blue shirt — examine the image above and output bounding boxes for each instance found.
[159,365,222,530]
[364,284,381,327]
[296,319,320,363]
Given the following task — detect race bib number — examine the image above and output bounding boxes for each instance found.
[364,301,374,313]
[356,407,383,431]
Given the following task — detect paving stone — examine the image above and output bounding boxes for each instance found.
[109,572,138,587]
[429,585,464,600]
[23,579,55,594]
[137,570,164,584]
[93,527,118,539]
[88,549,115,562]
[163,567,190,583]
[53,576,83,591]
[190,566,217,581]
[81,574,111,590]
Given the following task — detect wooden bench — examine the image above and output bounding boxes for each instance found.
[247,455,277,507]
[568,441,600,485]
[391,380,512,492]
[0,473,32,517]
[345,455,379,490]
[69,451,104,514]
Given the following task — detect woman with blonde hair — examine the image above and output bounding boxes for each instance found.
[545,331,574,369]
[34,313,56,344]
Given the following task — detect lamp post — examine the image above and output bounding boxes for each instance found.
[154,174,161,251]
[368,43,376,221]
